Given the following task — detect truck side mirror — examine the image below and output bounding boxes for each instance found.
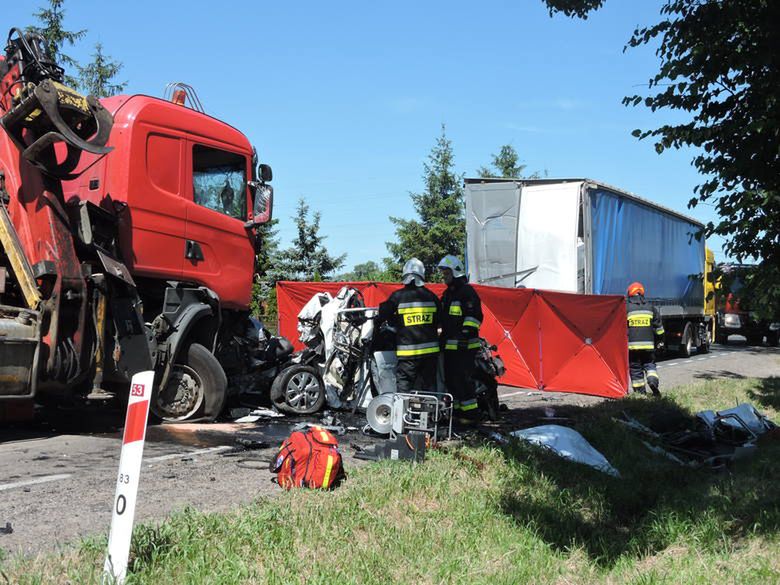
[258,164,272,182]
[251,183,273,225]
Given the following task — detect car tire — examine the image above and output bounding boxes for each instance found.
[270,364,325,415]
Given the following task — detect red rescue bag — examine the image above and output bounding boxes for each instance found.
[270,426,345,489]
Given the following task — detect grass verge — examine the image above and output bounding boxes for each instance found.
[2,377,779,584]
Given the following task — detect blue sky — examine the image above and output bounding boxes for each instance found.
[6,0,728,268]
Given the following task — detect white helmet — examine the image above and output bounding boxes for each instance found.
[401,257,425,287]
[437,255,465,279]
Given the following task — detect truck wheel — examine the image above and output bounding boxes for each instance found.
[152,343,227,422]
[270,364,325,415]
[767,332,779,347]
[697,326,711,354]
[679,323,693,358]
[746,335,763,346]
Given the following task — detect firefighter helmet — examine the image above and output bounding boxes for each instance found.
[437,255,465,279]
[627,282,645,297]
[401,258,425,286]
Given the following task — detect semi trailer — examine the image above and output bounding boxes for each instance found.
[465,178,716,357]
[0,28,281,423]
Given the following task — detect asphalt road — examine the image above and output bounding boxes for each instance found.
[0,342,777,557]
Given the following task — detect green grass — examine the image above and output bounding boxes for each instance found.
[2,377,779,584]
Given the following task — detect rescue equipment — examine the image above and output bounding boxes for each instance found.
[270,426,345,489]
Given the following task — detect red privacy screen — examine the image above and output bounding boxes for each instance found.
[276,282,628,398]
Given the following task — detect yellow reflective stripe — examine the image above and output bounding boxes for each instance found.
[463,317,481,328]
[655,327,665,335]
[398,306,437,314]
[460,400,478,411]
[627,310,654,317]
[448,305,463,316]
[444,344,458,350]
[646,371,658,379]
[467,341,481,349]
[632,381,646,388]
[628,342,655,350]
[322,454,334,487]
[397,346,440,356]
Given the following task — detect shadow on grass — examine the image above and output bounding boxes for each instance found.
[748,377,780,411]
[485,388,780,568]
[694,370,747,381]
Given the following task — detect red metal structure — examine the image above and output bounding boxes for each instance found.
[0,29,274,422]
[277,282,629,399]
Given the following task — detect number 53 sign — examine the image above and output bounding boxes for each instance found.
[102,370,154,584]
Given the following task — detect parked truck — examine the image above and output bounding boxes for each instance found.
[714,263,779,347]
[0,28,288,422]
[464,178,716,357]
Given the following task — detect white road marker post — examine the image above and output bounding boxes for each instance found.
[102,370,154,585]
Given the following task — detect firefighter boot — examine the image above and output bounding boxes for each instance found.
[648,378,660,397]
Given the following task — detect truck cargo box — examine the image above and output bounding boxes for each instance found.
[465,178,706,313]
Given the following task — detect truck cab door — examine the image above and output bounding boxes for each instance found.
[181,141,255,309]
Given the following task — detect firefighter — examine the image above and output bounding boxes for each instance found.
[438,255,483,417]
[626,281,664,396]
[374,258,441,393]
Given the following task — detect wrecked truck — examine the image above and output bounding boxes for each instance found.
[0,28,302,423]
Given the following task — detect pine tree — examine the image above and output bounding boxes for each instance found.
[28,0,86,87]
[478,144,543,179]
[275,198,346,281]
[77,43,126,97]
[386,125,465,280]
[250,218,280,318]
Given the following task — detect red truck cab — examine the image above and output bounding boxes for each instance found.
[62,95,260,309]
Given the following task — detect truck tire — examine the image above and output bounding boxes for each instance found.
[746,335,763,346]
[768,331,779,347]
[270,364,325,415]
[152,343,227,422]
[679,323,694,358]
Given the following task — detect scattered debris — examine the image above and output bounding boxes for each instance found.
[235,438,269,450]
[0,522,12,535]
[511,424,620,477]
[618,403,776,469]
[233,407,285,423]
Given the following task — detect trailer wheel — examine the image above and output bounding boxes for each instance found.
[152,343,227,422]
[678,323,694,358]
[697,325,710,354]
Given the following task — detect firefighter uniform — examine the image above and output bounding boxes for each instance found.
[440,275,483,413]
[375,284,441,393]
[627,292,664,395]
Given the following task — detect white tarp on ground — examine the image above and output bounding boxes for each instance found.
[511,424,620,477]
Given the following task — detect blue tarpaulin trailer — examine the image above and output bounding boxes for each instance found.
[464,178,713,357]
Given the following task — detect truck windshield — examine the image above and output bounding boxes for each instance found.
[192,145,247,220]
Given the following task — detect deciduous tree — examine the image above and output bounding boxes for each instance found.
[544,0,780,316]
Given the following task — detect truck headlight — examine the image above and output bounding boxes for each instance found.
[723,313,741,328]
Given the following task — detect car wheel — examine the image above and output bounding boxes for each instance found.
[270,365,325,415]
